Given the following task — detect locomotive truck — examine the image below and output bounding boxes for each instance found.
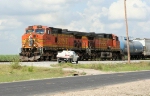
[19,25,122,61]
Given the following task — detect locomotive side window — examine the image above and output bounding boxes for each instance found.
[47,29,50,34]
[35,29,45,34]
[51,28,62,34]
[26,29,34,33]
[107,34,112,39]
[116,36,119,41]
[52,29,57,34]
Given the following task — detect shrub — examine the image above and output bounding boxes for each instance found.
[90,64,103,70]
[10,61,21,69]
[148,62,150,66]
[96,64,103,70]
[28,66,34,72]
[90,64,96,69]
[80,71,86,75]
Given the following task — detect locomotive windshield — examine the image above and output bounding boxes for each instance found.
[26,29,34,33]
[35,29,45,34]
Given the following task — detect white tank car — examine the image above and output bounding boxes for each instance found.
[134,38,150,58]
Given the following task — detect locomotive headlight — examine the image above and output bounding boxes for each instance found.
[22,44,25,47]
[34,44,37,47]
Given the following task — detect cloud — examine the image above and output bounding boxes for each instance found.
[0,0,150,54]
[108,0,149,20]
[0,31,18,47]
[138,21,150,32]
[108,23,123,29]
[87,0,104,6]
[0,18,22,31]
[0,0,74,16]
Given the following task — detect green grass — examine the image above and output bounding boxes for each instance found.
[0,55,19,61]
[1,61,150,83]
[51,62,150,72]
[0,64,76,83]
[101,62,150,72]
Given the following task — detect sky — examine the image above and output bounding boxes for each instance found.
[0,0,150,54]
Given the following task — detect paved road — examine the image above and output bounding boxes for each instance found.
[0,71,150,96]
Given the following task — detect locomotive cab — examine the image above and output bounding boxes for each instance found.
[20,25,67,61]
[20,25,53,61]
[22,25,48,48]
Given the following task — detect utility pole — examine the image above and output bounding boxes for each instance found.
[124,0,130,63]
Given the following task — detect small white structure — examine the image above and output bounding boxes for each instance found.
[56,50,79,64]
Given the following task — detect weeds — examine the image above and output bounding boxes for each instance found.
[10,61,21,69]
[89,64,103,70]
[0,55,19,61]
[148,62,150,66]
[0,64,73,83]
[96,64,103,70]
[28,66,34,72]
[80,71,86,75]
[0,61,150,83]
[52,62,150,72]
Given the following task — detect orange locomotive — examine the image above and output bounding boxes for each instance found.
[19,25,122,61]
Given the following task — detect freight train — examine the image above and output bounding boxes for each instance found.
[19,25,150,61]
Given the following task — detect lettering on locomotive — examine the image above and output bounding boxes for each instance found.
[57,38,68,44]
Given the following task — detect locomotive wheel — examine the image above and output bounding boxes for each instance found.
[57,58,61,63]
[121,56,125,61]
[65,60,67,63]
[69,58,73,63]
[40,56,44,61]
[49,56,52,61]
[99,58,102,61]
[76,59,78,64]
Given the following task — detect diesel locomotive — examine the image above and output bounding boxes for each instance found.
[19,25,123,61]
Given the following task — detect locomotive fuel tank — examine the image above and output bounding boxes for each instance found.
[119,36,143,55]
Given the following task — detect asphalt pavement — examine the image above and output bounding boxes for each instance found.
[0,71,150,96]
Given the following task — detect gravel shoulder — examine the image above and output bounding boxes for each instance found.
[41,68,150,96]
[50,79,150,96]
[62,68,110,75]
